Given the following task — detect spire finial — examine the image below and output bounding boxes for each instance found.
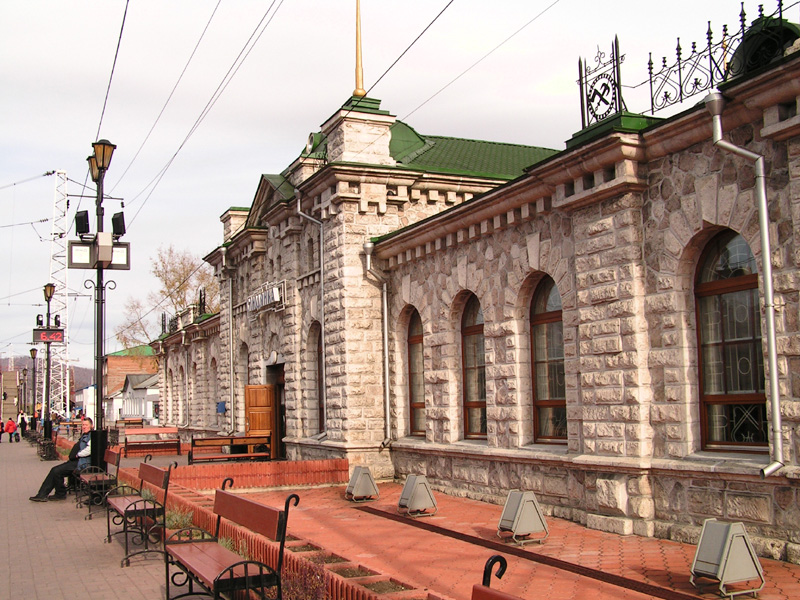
[354,0,366,97]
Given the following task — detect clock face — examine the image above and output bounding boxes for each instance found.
[587,72,617,121]
[33,328,64,343]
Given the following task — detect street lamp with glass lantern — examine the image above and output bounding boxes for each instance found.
[29,348,37,431]
[87,139,115,467]
[42,282,55,439]
[22,367,27,432]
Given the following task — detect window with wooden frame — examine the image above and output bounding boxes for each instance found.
[308,321,324,436]
[462,294,486,439]
[531,276,566,442]
[696,231,767,450]
[316,324,324,434]
[407,309,425,436]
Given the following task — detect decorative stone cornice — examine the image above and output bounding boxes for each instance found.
[375,132,648,263]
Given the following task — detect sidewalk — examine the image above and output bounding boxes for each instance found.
[0,439,164,600]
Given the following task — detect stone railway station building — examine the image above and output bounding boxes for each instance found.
[156,9,800,563]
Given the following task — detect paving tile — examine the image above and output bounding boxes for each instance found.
[0,441,165,600]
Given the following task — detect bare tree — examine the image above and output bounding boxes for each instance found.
[114,244,220,348]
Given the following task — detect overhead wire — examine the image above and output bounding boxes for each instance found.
[66,1,256,354]
[110,0,224,193]
[95,0,131,142]
[331,0,455,133]
[86,1,559,348]
[341,0,563,165]
[71,0,130,227]
[0,218,49,230]
[125,0,286,227]
[402,0,564,121]
[109,259,211,343]
[130,0,558,328]
[362,0,455,99]
[0,171,55,192]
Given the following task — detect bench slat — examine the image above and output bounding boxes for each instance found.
[188,435,271,465]
[124,437,181,457]
[472,584,524,600]
[191,452,270,462]
[80,473,115,485]
[107,495,143,514]
[168,543,246,589]
[139,462,170,488]
[192,436,271,447]
[213,490,283,541]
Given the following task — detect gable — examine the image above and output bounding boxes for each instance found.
[246,174,295,228]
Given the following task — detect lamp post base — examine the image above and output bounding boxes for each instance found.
[90,429,108,470]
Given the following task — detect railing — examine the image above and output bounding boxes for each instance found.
[647,1,800,114]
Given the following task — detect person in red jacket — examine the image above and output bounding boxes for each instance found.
[5,418,17,442]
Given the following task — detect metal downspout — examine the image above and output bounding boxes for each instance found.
[221,247,236,434]
[296,191,327,433]
[704,91,784,478]
[178,331,190,428]
[363,242,391,446]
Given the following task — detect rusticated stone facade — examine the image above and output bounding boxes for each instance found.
[157,45,800,562]
[379,54,800,560]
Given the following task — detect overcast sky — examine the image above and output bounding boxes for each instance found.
[0,0,769,370]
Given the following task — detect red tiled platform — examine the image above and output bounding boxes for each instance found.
[115,455,800,600]
[242,484,800,600]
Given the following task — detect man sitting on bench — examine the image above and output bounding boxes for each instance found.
[29,418,93,502]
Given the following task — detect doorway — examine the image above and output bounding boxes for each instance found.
[244,363,285,459]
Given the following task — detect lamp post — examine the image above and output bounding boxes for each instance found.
[87,139,115,467]
[42,282,55,440]
[22,367,27,433]
[29,348,37,432]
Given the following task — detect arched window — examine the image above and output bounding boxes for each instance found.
[696,231,767,449]
[462,294,486,439]
[408,309,425,436]
[316,325,324,434]
[209,358,219,428]
[307,322,324,436]
[531,277,566,442]
[307,237,316,272]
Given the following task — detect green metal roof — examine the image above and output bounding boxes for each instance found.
[108,344,155,357]
[389,120,557,180]
[566,111,663,150]
[261,174,295,200]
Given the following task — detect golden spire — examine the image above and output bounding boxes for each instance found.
[354,0,366,97]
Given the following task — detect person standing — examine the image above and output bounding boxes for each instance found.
[17,411,27,438]
[29,418,93,502]
[5,418,17,442]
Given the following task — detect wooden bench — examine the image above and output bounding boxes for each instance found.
[105,461,175,566]
[57,421,83,439]
[37,427,59,461]
[165,490,298,600]
[123,427,181,457]
[76,448,121,519]
[471,556,522,600]
[188,434,271,465]
[115,417,144,429]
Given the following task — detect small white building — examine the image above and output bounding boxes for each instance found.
[73,385,95,420]
[120,373,160,425]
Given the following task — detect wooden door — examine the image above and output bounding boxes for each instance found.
[244,385,275,458]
